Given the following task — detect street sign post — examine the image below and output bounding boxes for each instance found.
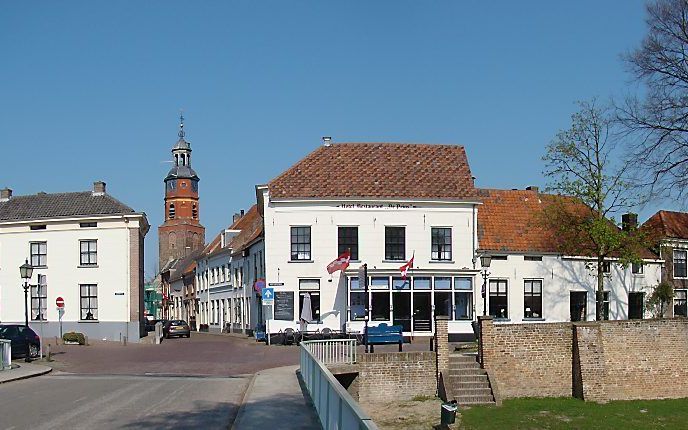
[262,287,274,305]
[262,287,275,345]
[56,297,65,339]
[358,264,369,353]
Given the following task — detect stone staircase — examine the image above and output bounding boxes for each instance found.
[446,353,496,406]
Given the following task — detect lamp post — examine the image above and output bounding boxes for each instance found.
[480,254,491,316]
[19,259,34,362]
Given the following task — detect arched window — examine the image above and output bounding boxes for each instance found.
[192,203,198,219]
[169,203,176,219]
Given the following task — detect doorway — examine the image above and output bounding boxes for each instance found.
[629,292,644,319]
[392,292,411,332]
[570,291,587,322]
[412,292,432,332]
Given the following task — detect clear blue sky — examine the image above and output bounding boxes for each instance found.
[1,1,665,275]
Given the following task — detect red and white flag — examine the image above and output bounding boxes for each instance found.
[327,249,351,274]
[399,253,415,279]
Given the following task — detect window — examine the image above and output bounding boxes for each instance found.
[80,222,97,228]
[435,279,452,318]
[30,242,47,267]
[80,240,97,266]
[31,275,47,321]
[192,203,198,219]
[674,250,688,278]
[675,290,687,317]
[632,262,644,274]
[290,226,311,261]
[299,279,320,321]
[338,227,359,260]
[491,255,508,260]
[385,227,405,261]
[191,181,198,192]
[524,255,542,261]
[349,277,366,320]
[169,203,176,219]
[489,280,508,319]
[524,280,542,318]
[629,292,644,319]
[371,292,390,321]
[601,261,611,273]
[431,228,452,261]
[80,284,98,320]
[601,291,610,320]
[371,277,390,290]
[454,278,473,320]
[571,291,587,321]
[30,225,46,230]
[413,277,431,290]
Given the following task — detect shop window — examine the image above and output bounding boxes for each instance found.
[413,277,431,290]
[434,291,452,318]
[299,279,320,321]
[371,292,390,321]
[454,278,473,320]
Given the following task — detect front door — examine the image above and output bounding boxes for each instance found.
[629,292,644,319]
[392,292,411,332]
[570,291,587,322]
[412,292,432,332]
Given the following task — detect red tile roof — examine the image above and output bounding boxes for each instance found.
[477,188,656,259]
[643,210,688,240]
[268,143,477,200]
[228,205,263,256]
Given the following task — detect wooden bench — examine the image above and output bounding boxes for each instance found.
[365,323,403,352]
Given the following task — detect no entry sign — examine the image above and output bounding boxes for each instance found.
[56,297,65,308]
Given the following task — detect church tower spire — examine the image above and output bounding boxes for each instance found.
[158,113,205,270]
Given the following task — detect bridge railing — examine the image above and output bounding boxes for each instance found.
[301,338,357,365]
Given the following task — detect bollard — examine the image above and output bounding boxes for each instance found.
[84,335,89,346]
[123,336,127,346]
[47,344,52,361]
[55,336,59,346]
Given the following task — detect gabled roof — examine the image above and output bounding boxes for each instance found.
[0,191,136,221]
[477,188,656,259]
[268,143,477,201]
[169,249,203,282]
[643,210,688,241]
[229,205,263,256]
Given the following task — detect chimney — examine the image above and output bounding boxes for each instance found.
[526,186,539,193]
[322,136,332,147]
[93,181,106,196]
[232,212,241,223]
[240,209,245,217]
[622,213,638,231]
[0,188,12,202]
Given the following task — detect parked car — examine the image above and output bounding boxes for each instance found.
[163,320,190,339]
[0,324,40,359]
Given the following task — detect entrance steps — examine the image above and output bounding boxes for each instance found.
[447,353,496,406]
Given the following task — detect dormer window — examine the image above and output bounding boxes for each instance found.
[169,203,176,219]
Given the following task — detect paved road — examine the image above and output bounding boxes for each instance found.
[0,373,249,430]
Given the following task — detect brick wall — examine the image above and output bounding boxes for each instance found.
[480,317,688,402]
[356,352,436,403]
[479,317,573,398]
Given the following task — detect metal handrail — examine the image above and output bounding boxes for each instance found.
[301,338,357,365]
[300,342,378,430]
[1,339,11,371]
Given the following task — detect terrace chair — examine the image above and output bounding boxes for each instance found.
[283,328,296,345]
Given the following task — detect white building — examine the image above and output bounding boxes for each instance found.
[258,142,664,340]
[197,205,265,334]
[0,182,150,342]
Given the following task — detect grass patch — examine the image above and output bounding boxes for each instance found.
[460,397,688,430]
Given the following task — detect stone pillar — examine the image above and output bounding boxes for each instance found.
[436,316,450,375]
[478,315,494,368]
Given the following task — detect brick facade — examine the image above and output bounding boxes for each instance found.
[479,317,688,403]
[356,352,436,403]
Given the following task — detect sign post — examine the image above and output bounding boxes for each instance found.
[358,264,369,353]
[56,297,65,339]
[262,288,274,345]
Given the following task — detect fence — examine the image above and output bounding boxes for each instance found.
[300,340,378,430]
[301,338,357,365]
[1,339,11,371]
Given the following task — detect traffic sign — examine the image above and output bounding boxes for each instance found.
[262,287,274,304]
[56,297,65,308]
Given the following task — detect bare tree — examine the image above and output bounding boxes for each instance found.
[618,0,688,200]
[544,100,648,320]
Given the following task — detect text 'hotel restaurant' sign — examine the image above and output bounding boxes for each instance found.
[335,203,419,210]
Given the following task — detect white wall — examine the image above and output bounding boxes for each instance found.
[0,215,146,341]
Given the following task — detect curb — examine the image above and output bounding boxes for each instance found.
[0,365,52,385]
[229,372,258,430]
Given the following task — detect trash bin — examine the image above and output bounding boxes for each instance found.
[441,400,458,425]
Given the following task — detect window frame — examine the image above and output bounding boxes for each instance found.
[523,279,543,319]
[675,289,688,317]
[298,279,320,321]
[674,249,688,279]
[290,226,312,261]
[489,279,509,319]
[79,239,98,266]
[31,275,47,321]
[431,227,452,261]
[338,226,359,261]
[80,284,98,321]
[384,226,406,261]
[30,241,47,267]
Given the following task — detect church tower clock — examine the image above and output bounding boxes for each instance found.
[158,114,205,270]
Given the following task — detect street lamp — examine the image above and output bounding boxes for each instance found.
[19,259,34,362]
[480,254,491,316]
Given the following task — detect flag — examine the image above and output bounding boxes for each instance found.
[327,249,351,274]
[399,253,415,279]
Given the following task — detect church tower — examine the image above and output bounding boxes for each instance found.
[158,114,205,270]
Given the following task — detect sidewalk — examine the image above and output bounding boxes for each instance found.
[0,361,52,384]
[232,365,321,430]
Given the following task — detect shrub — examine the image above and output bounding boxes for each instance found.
[646,282,674,318]
[62,331,86,345]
